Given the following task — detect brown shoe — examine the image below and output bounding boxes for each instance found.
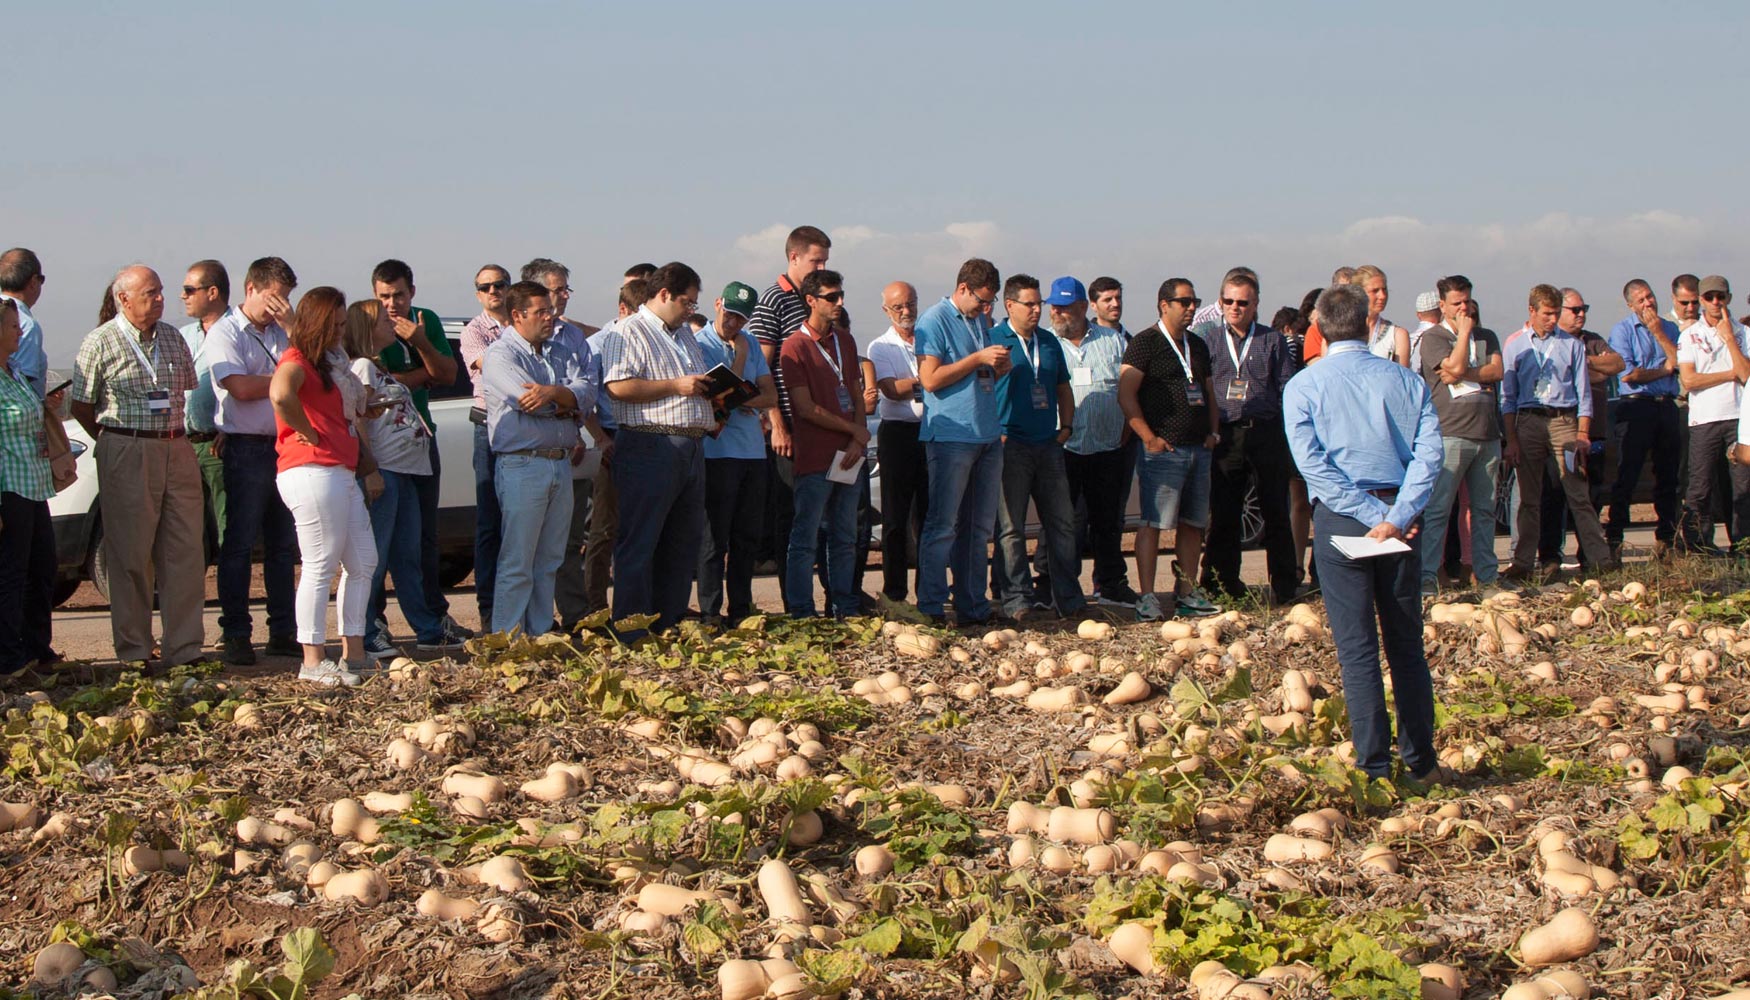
[1499,564,1534,583]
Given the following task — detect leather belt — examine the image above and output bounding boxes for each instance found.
[1517,406,1576,418]
[101,426,185,440]
[1622,394,1675,403]
[1368,488,1399,501]
[187,431,218,443]
[625,424,707,439]
[502,447,569,460]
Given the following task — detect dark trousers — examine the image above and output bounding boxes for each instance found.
[1609,396,1681,544]
[1539,440,1610,562]
[1313,503,1436,779]
[1035,446,1130,600]
[0,493,53,672]
[699,457,767,620]
[1203,420,1297,602]
[612,430,705,634]
[415,437,448,618]
[1683,418,1750,547]
[556,476,592,627]
[766,444,796,594]
[877,420,929,601]
[471,422,501,627]
[216,434,296,640]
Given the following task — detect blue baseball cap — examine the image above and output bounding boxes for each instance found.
[1043,276,1087,306]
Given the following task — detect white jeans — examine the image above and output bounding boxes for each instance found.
[276,464,378,645]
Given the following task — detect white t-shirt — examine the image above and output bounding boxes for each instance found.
[350,357,433,476]
[1676,318,1750,426]
[867,327,924,423]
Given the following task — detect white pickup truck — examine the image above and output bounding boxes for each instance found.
[48,321,492,604]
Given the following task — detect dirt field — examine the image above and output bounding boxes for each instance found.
[5,545,1750,999]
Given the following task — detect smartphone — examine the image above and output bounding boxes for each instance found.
[48,378,72,396]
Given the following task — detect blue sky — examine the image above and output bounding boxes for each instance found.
[10,0,1750,362]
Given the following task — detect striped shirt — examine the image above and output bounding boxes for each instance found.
[1058,325,1128,454]
[601,305,714,430]
[73,316,197,430]
[746,276,808,426]
[459,311,509,408]
[0,364,53,500]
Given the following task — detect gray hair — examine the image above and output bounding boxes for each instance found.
[0,248,42,294]
[521,257,570,284]
[1559,287,1583,302]
[1315,284,1370,342]
[1330,266,1356,285]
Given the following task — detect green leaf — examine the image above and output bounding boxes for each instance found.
[845,917,904,957]
[279,928,337,999]
[795,947,866,992]
[680,919,726,960]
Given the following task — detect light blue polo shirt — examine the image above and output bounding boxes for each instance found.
[914,297,999,444]
[695,323,770,460]
[989,321,1069,445]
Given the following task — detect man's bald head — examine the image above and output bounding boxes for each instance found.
[882,280,918,334]
[111,265,165,330]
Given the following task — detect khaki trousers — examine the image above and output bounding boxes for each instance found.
[96,433,207,664]
[582,466,619,613]
[1511,412,1610,571]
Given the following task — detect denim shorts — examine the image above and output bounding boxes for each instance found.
[1136,444,1210,530]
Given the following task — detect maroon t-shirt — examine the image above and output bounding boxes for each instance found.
[779,324,860,477]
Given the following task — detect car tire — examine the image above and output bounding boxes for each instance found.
[1239,479,1265,549]
[1494,464,1516,536]
[437,553,474,590]
[52,578,80,607]
[86,520,110,603]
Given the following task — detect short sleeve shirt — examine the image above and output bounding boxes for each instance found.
[377,306,454,429]
[779,325,859,477]
[73,317,197,431]
[1677,318,1750,425]
[989,322,1069,444]
[207,308,289,436]
[695,325,771,461]
[1123,324,1211,446]
[914,297,1000,445]
[868,328,923,423]
[1416,324,1501,442]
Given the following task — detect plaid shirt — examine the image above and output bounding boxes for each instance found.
[601,305,715,430]
[459,311,508,408]
[0,365,53,500]
[73,316,197,431]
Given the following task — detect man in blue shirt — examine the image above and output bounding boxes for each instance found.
[1284,283,1445,783]
[1501,285,1614,580]
[1606,278,1683,555]
[694,281,777,626]
[915,258,1009,626]
[483,281,596,637]
[987,275,1084,621]
[0,248,47,398]
[177,259,231,550]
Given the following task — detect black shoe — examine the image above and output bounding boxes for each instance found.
[263,634,300,657]
[221,635,256,666]
[928,614,949,628]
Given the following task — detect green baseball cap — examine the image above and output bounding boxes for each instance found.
[721,281,758,319]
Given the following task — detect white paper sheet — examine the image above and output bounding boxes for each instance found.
[1331,534,1412,560]
[826,450,865,484]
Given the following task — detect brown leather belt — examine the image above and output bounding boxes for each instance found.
[625,425,707,439]
[1517,406,1575,418]
[502,447,569,460]
[101,426,185,439]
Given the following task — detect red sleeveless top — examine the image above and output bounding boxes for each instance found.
[275,347,360,473]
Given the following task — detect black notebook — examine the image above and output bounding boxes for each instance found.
[703,363,759,412]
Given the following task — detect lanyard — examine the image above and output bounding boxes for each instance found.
[1012,330,1041,372]
[248,329,280,367]
[1525,329,1557,369]
[1223,322,1255,371]
[122,329,161,386]
[663,329,696,372]
[959,311,987,351]
[812,329,845,381]
[1157,321,1194,380]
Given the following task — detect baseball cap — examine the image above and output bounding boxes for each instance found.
[1415,291,1440,313]
[1043,276,1088,306]
[1699,275,1731,297]
[721,281,758,318]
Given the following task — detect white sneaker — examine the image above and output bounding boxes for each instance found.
[1135,593,1165,622]
[298,659,362,687]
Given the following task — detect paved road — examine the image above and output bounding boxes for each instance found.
[49,524,1673,671]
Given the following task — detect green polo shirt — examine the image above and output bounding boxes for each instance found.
[377,306,454,428]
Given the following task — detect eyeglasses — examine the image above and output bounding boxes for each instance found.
[1165,296,1201,308]
[1675,298,1699,307]
[884,303,917,313]
[548,285,573,295]
[1704,292,1731,302]
[1564,304,1590,313]
[1007,298,1043,310]
[971,289,995,307]
[813,291,845,304]
[1220,297,1253,308]
[476,280,509,293]
[180,285,209,296]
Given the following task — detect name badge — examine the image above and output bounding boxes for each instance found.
[1071,366,1093,387]
[1185,384,1205,406]
[1226,379,1249,402]
[836,386,852,412]
[1030,382,1051,410]
[146,389,172,413]
[1533,375,1555,401]
[977,367,995,392]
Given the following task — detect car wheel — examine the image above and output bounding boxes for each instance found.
[52,578,80,607]
[1239,479,1265,548]
[1495,465,1516,536]
[437,554,474,590]
[86,522,111,602]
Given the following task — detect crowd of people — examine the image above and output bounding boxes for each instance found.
[2,233,1747,701]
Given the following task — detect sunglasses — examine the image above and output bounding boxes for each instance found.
[1563,304,1589,313]
[1704,292,1731,302]
[1220,297,1253,308]
[813,291,845,304]
[180,284,209,296]
[476,280,509,293]
[1674,298,1699,307]
[1165,296,1201,308]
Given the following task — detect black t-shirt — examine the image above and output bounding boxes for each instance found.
[1123,326,1211,445]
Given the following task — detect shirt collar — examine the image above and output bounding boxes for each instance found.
[1326,340,1368,356]
[636,303,685,336]
[115,312,154,342]
[0,294,28,318]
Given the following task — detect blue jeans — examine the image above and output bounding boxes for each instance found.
[918,439,1003,620]
[612,430,705,634]
[472,422,501,626]
[492,454,573,636]
[216,434,296,640]
[787,471,859,617]
[1312,503,1436,779]
[368,469,445,643]
[1421,437,1500,586]
[995,438,1084,616]
[414,437,448,617]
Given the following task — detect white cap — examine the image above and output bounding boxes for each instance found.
[1415,291,1440,313]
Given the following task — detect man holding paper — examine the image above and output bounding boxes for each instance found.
[1416,274,1503,594]
[1283,282,1445,784]
[778,270,867,618]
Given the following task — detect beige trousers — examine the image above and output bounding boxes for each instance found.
[96,433,207,664]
